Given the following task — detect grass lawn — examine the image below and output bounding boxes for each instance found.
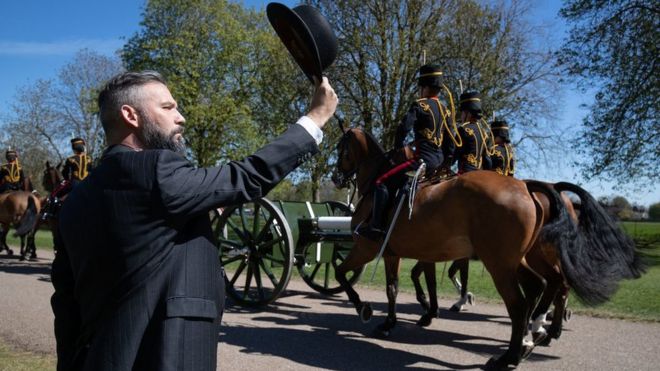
[6,230,53,252]
[0,341,55,371]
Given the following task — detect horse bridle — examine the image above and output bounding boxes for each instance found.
[333,130,358,189]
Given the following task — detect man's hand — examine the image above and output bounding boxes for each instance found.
[307,76,338,129]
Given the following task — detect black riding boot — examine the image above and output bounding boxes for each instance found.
[357,183,389,241]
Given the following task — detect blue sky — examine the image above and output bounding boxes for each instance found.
[0,0,657,206]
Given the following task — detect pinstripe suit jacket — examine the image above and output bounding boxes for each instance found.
[51,124,319,371]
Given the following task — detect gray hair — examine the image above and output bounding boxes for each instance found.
[97,71,167,134]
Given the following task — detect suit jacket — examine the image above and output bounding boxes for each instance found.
[52,124,319,371]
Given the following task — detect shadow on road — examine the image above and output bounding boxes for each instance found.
[0,254,52,279]
[221,290,560,370]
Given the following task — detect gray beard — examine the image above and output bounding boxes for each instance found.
[138,111,186,155]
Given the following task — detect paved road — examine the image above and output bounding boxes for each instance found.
[2,251,659,370]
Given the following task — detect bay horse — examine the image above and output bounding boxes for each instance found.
[411,183,576,345]
[332,127,643,369]
[0,191,41,260]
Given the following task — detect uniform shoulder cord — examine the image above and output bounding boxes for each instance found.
[439,85,463,148]
[478,118,496,156]
[505,143,513,175]
[9,160,21,182]
[79,154,89,179]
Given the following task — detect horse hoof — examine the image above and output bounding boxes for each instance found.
[537,334,552,347]
[467,292,475,306]
[19,256,26,261]
[564,308,572,322]
[449,304,461,312]
[374,322,393,338]
[532,331,548,346]
[521,341,535,360]
[485,355,517,370]
[416,314,432,327]
[359,303,373,323]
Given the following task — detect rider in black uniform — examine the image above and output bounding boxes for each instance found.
[0,149,28,193]
[357,64,459,241]
[62,138,93,186]
[490,120,515,176]
[453,91,492,173]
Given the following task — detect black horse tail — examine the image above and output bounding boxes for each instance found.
[554,182,645,284]
[526,180,620,305]
[15,196,38,237]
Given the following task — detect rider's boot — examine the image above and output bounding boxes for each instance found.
[356,183,389,241]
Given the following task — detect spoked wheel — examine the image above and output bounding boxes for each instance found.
[212,198,294,307]
[296,201,362,295]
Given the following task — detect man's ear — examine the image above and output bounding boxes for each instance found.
[120,105,140,129]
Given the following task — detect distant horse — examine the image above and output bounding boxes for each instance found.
[41,161,70,251]
[332,127,644,369]
[0,191,41,260]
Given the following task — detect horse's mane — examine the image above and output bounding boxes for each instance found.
[357,128,386,157]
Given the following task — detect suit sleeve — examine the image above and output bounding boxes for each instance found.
[156,124,319,217]
[51,238,82,371]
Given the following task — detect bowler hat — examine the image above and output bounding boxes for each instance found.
[491,120,510,143]
[459,91,482,115]
[267,3,337,83]
[418,64,443,88]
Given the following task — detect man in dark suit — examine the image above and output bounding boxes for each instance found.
[51,71,337,371]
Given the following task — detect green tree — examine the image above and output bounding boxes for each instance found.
[123,0,311,167]
[559,0,660,185]
[309,0,559,170]
[2,50,122,190]
[649,202,660,221]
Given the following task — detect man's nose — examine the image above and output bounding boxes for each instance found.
[176,110,186,125]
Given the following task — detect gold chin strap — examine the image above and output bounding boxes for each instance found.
[419,71,443,77]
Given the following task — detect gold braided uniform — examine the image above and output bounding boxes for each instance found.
[491,143,515,177]
[0,162,25,192]
[63,154,92,182]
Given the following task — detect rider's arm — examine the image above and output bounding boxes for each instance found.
[394,104,417,149]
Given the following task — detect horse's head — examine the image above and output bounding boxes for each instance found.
[331,126,386,191]
[42,161,64,193]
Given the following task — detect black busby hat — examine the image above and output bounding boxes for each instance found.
[417,64,443,88]
[491,120,510,143]
[267,3,338,83]
[459,91,482,115]
[71,137,85,146]
[5,149,17,156]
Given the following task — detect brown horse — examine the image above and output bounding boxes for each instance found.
[411,185,578,336]
[0,191,41,260]
[332,127,643,369]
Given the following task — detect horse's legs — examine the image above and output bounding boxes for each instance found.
[486,271,528,369]
[449,258,472,312]
[526,247,562,345]
[19,235,26,261]
[414,262,437,327]
[516,259,547,357]
[336,244,378,322]
[375,256,401,337]
[411,261,430,311]
[0,224,10,254]
[27,228,37,260]
[547,281,570,341]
